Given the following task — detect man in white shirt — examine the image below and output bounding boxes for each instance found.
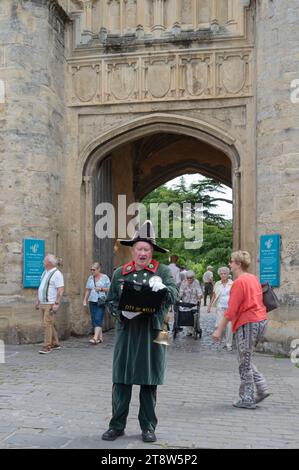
[36,254,64,354]
[168,255,180,285]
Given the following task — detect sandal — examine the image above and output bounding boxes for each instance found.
[89,338,100,345]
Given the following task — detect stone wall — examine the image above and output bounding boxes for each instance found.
[0,0,70,343]
[1,0,299,352]
[49,0,256,338]
[256,0,299,353]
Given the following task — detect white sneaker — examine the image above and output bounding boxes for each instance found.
[255,393,270,403]
[233,400,256,409]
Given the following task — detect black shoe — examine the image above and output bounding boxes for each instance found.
[102,428,124,441]
[142,430,157,443]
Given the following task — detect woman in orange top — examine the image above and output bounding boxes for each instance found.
[212,251,270,409]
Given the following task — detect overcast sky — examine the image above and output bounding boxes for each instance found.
[166,174,233,219]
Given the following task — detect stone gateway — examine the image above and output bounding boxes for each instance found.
[0,0,298,353]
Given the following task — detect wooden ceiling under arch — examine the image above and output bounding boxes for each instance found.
[133,133,232,200]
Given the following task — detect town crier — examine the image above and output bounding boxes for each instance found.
[102,220,178,443]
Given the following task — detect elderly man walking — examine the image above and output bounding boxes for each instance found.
[35,254,64,354]
[168,254,180,285]
[202,265,214,306]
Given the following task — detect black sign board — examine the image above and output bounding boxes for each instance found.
[118,281,167,314]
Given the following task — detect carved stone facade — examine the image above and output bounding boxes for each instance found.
[67,0,252,105]
[0,0,298,354]
[66,0,247,43]
[69,48,253,106]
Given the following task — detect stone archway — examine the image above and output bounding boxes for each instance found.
[82,114,241,174]
[81,113,242,277]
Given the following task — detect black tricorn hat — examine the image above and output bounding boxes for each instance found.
[118,220,168,254]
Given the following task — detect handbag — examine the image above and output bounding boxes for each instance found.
[93,276,105,307]
[97,297,105,307]
[261,282,280,312]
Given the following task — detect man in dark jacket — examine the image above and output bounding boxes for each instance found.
[102,221,178,443]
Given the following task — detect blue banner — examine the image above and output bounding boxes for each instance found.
[260,234,280,287]
[23,239,45,288]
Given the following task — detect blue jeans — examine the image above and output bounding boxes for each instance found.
[89,302,105,328]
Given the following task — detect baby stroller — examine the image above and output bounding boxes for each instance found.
[173,301,202,340]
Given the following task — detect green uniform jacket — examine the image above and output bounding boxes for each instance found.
[106,260,179,385]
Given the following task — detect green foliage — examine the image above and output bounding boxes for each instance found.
[142,177,233,281]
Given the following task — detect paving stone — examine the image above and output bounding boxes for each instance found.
[1,309,299,449]
[3,433,71,449]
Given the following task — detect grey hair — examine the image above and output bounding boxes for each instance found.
[91,262,101,270]
[186,270,195,278]
[46,254,58,266]
[218,266,230,276]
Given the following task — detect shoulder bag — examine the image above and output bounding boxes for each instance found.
[93,276,105,307]
[261,282,280,312]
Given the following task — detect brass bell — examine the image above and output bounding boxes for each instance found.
[153,322,171,346]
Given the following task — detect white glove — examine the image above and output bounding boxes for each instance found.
[149,276,166,292]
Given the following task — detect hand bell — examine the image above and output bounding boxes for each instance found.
[153,322,171,346]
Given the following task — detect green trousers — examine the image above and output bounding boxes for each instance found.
[109,383,158,432]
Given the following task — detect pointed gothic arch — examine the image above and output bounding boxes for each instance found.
[81,113,242,277]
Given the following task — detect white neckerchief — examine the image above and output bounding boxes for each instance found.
[122,311,141,320]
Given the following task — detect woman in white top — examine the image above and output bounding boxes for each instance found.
[83,262,111,344]
[208,266,233,350]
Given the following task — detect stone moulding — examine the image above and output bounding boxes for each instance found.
[80,111,243,285]
[81,113,240,177]
[68,46,253,106]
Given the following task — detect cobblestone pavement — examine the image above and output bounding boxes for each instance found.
[1,308,299,449]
